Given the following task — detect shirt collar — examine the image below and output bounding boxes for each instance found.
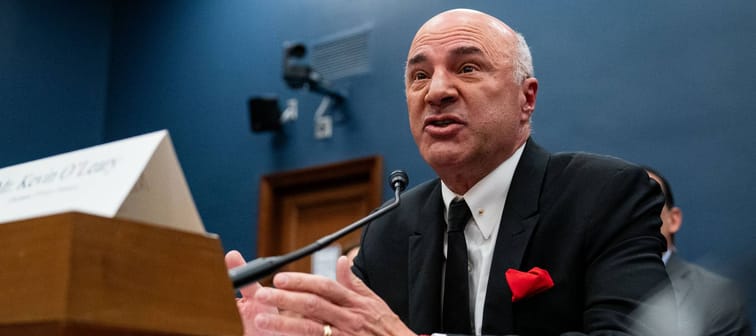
[441,143,526,239]
[662,247,675,265]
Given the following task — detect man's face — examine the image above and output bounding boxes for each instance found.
[404,10,536,181]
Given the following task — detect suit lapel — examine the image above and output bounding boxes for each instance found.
[482,139,549,334]
[666,253,693,306]
[407,181,446,332]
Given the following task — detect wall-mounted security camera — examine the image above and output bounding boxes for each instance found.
[282,43,343,104]
[283,43,312,90]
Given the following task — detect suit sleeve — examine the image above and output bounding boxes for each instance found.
[351,220,371,285]
[580,166,677,335]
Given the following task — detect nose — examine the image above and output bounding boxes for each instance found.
[424,70,458,108]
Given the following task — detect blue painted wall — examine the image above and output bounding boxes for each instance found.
[3,0,755,322]
[0,0,111,167]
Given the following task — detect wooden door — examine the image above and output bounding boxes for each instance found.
[257,156,382,279]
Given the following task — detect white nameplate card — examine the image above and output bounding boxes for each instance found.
[0,130,205,233]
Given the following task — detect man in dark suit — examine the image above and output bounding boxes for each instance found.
[226,8,675,335]
[645,167,752,336]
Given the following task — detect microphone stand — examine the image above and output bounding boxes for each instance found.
[229,170,408,289]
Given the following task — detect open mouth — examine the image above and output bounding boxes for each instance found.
[423,115,465,137]
[425,114,462,128]
[430,119,455,127]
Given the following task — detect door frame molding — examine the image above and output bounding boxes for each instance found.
[257,156,383,259]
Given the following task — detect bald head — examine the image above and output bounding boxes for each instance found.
[408,8,533,84]
[414,9,516,41]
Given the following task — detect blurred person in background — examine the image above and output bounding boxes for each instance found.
[645,166,753,336]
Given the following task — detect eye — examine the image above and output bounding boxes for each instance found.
[413,71,429,80]
[459,64,476,73]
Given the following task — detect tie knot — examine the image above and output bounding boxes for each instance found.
[447,198,472,232]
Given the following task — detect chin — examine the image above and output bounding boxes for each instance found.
[424,152,469,172]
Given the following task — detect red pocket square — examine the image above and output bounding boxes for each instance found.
[505,267,554,302]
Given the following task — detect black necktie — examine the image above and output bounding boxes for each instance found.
[443,198,473,334]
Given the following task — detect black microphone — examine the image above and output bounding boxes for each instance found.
[229,170,409,289]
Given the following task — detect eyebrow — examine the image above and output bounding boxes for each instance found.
[406,53,427,66]
[406,46,484,66]
[451,46,484,57]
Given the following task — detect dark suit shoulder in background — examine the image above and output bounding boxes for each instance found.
[667,253,753,336]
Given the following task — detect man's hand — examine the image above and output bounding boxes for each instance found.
[224,250,280,336]
[253,256,416,336]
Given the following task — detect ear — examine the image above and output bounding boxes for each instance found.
[521,77,538,120]
[668,206,683,234]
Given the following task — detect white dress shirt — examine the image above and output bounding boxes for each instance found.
[441,143,525,336]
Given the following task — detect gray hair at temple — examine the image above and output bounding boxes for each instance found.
[513,32,534,84]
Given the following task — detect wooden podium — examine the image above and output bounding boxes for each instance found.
[0,212,243,335]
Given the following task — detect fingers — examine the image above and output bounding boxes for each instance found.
[225,250,246,269]
[256,312,336,336]
[225,250,259,299]
[258,269,414,336]
[335,256,352,286]
[335,256,372,297]
[273,272,354,306]
[255,285,353,325]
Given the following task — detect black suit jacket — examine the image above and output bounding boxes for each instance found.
[667,253,753,336]
[353,139,675,335]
